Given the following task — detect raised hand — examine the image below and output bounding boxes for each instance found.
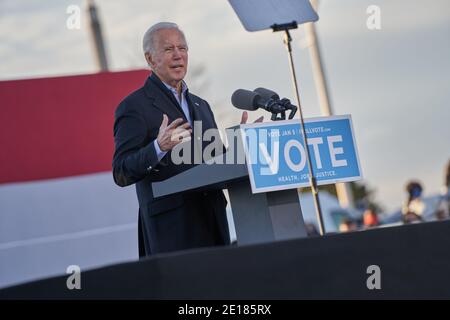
[157,114,192,151]
[240,111,264,124]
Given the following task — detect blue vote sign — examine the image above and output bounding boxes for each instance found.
[239,115,362,193]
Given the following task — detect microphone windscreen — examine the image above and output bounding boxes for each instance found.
[231,89,260,111]
[254,87,280,101]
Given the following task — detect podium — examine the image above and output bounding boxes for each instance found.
[152,138,308,245]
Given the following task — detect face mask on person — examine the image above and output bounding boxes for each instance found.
[410,187,422,199]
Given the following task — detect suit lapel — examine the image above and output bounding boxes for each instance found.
[143,74,187,121]
[187,93,212,127]
[185,92,199,121]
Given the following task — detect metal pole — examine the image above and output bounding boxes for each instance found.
[283,29,326,235]
[305,0,354,208]
[86,0,109,71]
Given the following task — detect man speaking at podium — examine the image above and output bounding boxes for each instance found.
[112,22,231,256]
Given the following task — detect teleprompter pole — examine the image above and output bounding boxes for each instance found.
[272,21,326,235]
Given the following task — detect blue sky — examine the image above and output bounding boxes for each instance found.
[1,0,449,211]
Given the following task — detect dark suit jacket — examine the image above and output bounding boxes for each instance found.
[112,73,230,256]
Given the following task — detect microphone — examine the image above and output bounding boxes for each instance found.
[231,88,298,121]
[231,89,284,113]
[256,87,297,120]
[254,87,279,101]
[231,89,261,111]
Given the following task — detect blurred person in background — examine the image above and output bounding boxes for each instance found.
[402,211,423,224]
[362,207,380,229]
[401,180,432,223]
[339,218,358,232]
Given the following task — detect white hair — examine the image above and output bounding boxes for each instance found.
[142,22,187,55]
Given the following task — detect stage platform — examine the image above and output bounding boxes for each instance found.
[1,220,450,299]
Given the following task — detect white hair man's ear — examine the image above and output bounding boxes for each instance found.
[145,53,153,67]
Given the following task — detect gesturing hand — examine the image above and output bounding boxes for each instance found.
[240,111,264,124]
[157,114,192,152]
